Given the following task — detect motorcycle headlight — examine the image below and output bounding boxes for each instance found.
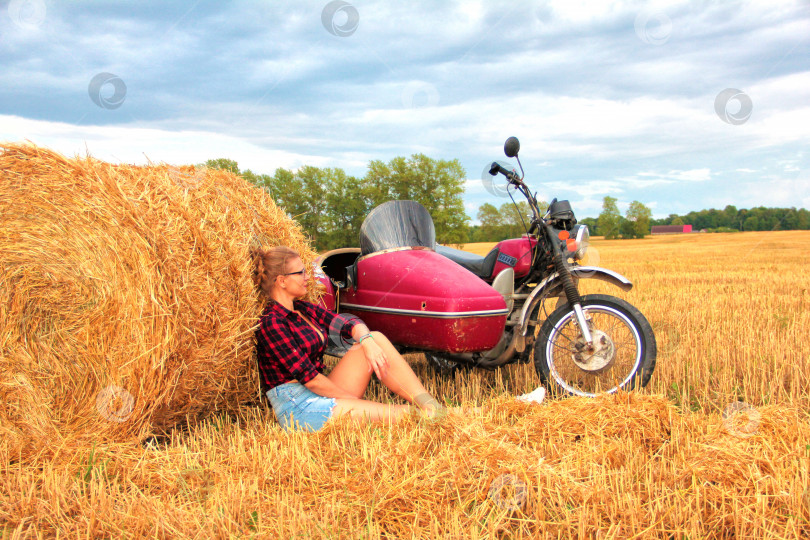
[572,225,589,260]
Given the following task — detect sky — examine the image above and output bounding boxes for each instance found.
[1,0,808,222]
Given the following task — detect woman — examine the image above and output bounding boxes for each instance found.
[253,246,446,432]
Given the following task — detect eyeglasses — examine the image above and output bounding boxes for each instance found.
[283,268,307,277]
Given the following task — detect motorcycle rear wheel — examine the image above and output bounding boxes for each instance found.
[533,294,656,397]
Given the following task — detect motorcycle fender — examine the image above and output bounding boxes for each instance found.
[517,266,633,338]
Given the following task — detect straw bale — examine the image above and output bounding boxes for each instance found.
[0,142,317,462]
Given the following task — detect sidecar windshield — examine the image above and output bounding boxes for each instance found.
[359,200,436,255]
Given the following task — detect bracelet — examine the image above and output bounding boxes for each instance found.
[358,333,374,343]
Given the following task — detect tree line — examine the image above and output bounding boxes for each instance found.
[203,158,809,245]
[474,197,810,241]
[583,197,810,238]
[651,205,810,232]
[205,155,469,250]
[208,155,540,246]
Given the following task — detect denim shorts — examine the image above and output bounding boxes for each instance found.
[266,382,337,432]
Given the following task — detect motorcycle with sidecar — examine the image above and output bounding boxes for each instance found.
[315,137,657,397]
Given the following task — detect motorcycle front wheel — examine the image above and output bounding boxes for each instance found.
[534,294,656,397]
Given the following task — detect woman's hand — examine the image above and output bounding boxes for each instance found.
[361,337,388,379]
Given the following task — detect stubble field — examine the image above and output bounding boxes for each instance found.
[2,231,809,538]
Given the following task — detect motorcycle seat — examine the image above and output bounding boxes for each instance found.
[435,244,498,279]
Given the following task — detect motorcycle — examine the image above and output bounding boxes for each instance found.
[315,137,657,397]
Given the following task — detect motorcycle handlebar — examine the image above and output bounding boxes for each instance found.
[489,162,521,185]
[489,161,545,226]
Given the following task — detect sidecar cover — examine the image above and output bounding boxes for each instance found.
[359,200,435,254]
[342,200,508,353]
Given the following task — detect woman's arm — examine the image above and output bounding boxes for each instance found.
[350,323,371,341]
[302,302,389,379]
[304,301,363,344]
[351,325,389,379]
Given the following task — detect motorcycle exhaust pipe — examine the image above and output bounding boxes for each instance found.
[470,338,518,369]
[441,334,519,369]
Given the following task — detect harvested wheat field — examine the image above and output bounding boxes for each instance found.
[2,145,809,539]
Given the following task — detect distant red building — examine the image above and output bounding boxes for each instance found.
[651,225,693,235]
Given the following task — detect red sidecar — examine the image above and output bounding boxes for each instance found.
[316,201,508,353]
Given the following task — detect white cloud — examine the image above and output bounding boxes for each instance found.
[550,179,624,197]
[1,0,809,218]
[729,175,810,209]
[0,114,331,173]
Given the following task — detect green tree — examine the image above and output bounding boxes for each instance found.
[204,158,240,175]
[626,200,653,238]
[467,224,482,242]
[266,166,332,249]
[474,201,538,242]
[364,154,469,244]
[783,208,799,230]
[477,203,502,241]
[500,201,535,239]
[243,171,275,196]
[579,217,598,236]
[737,209,748,231]
[620,217,636,239]
[598,196,621,239]
[322,171,370,250]
[671,216,685,226]
[797,209,810,229]
[722,205,738,229]
[663,213,680,225]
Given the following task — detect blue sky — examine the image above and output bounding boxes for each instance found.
[1,0,808,221]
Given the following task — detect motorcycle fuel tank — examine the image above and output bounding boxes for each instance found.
[492,237,537,279]
[339,248,508,353]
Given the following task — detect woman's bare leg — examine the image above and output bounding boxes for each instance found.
[328,331,441,423]
[367,332,432,402]
[328,332,433,403]
[326,344,373,399]
[331,399,413,424]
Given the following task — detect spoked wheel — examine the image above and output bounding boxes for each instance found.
[534,294,656,397]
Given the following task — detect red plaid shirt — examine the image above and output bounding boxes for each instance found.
[255,300,362,392]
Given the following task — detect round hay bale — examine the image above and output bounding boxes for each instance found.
[0,142,317,461]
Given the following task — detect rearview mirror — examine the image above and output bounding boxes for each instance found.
[504,136,520,158]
